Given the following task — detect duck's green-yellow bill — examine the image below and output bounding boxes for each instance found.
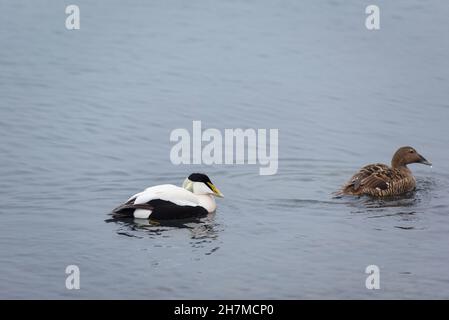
[207,182,224,198]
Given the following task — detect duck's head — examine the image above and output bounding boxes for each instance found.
[182,173,224,198]
[391,146,432,168]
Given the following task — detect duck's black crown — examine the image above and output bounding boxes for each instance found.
[188,173,212,184]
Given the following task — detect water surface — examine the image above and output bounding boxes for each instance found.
[1,0,449,299]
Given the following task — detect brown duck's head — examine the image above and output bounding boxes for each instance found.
[391,146,432,168]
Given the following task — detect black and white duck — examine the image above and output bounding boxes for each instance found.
[112,173,224,220]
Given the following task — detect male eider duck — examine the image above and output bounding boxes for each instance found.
[112,173,224,220]
[337,146,431,197]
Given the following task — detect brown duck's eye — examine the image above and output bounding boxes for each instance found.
[409,149,415,153]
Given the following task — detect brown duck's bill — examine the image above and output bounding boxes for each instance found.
[418,154,432,166]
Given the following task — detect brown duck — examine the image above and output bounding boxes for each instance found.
[337,146,432,197]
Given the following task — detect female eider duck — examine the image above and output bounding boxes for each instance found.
[112,173,224,220]
[337,146,431,197]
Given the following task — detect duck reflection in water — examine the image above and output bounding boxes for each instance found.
[105,213,220,248]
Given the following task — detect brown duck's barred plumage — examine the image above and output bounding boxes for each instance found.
[339,163,416,197]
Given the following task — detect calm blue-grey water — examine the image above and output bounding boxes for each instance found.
[1,0,449,299]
